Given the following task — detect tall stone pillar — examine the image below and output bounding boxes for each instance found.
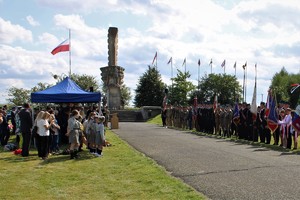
[100,27,125,110]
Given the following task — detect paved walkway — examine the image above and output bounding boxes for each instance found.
[113,122,300,200]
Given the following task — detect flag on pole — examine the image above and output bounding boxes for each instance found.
[233,99,240,126]
[291,83,300,93]
[250,63,257,116]
[51,39,70,55]
[242,61,247,70]
[292,105,300,132]
[221,59,226,67]
[267,93,278,133]
[162,94,168,111]
[209,59,213,65]
[233,62,236,69]
[152,51,157,66]
[198,59,201,66]
[213,95,218,111]
[182,58,186,67]
[250,83,257,114]
[167,57,172,64]
[265,89,271,117]
[193,96,198,120]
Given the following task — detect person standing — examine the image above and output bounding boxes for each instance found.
[161,108,167,128]
[94,115,105,157]
[259,102,266,143]
[10,107,17,143]
[18,103,33,157]
[37,111,53,160]
[66,110,81,159]
[0,109,10,146]
[50,114,60,154]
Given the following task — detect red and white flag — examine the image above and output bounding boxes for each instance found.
[51,39,70,55]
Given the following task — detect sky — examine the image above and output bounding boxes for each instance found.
[0,0,300,106]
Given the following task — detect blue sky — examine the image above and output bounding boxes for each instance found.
[0,0,299,105]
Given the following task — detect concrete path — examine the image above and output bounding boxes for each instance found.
[113,122,300,200]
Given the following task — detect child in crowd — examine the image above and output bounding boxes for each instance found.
[66,110,81,159]
[77,115,88,151]
[84,112,96,153]
[94,115,105,157]
[50,114,60,154]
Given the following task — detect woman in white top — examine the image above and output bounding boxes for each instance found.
[278,108,292,148]
[36,111,53,160]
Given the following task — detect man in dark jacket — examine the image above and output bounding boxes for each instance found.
[0,109,10,146]
[18,103,33,157]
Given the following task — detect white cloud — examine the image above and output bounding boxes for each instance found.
[0,18,33,44]
[1,0,300,105]
[26,15,40,26]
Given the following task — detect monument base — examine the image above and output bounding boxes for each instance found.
[100,65,125,110]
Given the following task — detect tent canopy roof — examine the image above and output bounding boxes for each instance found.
[31,77,101,103]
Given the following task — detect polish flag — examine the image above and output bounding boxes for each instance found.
[51,39,70,55]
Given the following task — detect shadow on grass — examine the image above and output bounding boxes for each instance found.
[39,150,99,165]
[165,125,300,156]
[0,148,100,164]
[0,151,40,163]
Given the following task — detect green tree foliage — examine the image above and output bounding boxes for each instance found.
[271,67,300,108]
[53,73,100,92]
[7,73,101,106]
[194,73,242,105]
[120,84,132,107]
[7,87,31,105]
[168,69,196,106]
[31,82,53,93]
[134,66,166,107]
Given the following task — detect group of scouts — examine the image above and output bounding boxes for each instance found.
[161,101,298,150]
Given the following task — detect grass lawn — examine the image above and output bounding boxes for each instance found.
[0,130,206,200]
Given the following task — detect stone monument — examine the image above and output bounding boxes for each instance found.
[100,27,125,110]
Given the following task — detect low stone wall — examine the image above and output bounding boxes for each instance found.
[141,106,162,120]
[110,106,162,122]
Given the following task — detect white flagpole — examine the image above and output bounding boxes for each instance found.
[156,52,158,70]
[69,29,71,77]
[171,58,173,96]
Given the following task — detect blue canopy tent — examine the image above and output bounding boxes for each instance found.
[31,77,101,103]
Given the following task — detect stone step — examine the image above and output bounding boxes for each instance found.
[110,110,145,122]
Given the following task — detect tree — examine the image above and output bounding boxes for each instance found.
[7,87,31,105]
[134,66,166,107]
[271,67,300,108]
[168,69,196,106]
[195,73,242,105]
[120,84,132,107]
[31,82,53,93]
[53,73,100,92]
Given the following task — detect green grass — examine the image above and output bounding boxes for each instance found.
[0,130,206,200]
[147,114,162,125]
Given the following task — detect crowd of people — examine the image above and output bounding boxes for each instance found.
[161,101,299,150]
[0,103,110,160]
